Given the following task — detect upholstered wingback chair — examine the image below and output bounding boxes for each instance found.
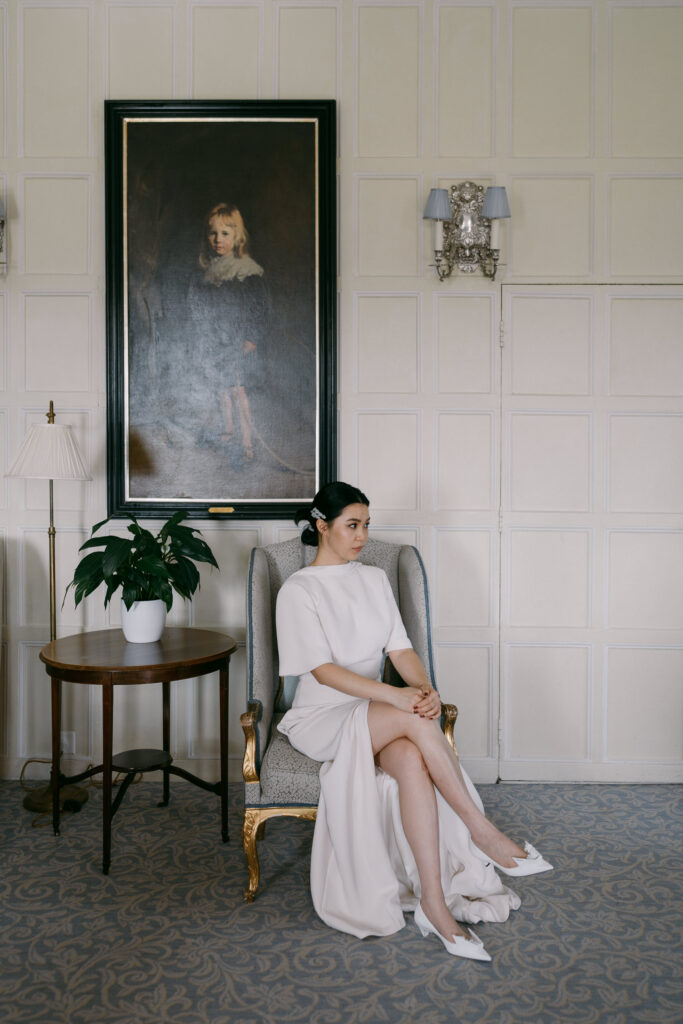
[240,536,457,902]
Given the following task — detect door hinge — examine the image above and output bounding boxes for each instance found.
[499,319,505,348]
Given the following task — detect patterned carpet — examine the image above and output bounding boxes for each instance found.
[0,780,680,1024]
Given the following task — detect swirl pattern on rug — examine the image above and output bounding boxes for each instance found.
[0,781,681,1024]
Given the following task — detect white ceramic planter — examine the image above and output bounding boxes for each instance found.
[121,599,167,643]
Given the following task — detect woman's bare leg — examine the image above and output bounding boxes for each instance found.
[379,738,469,940]
[368,703,525,868]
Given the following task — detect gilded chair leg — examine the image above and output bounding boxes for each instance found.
[243,806,318,902]
[243,808,263,903]
[256,821,266,840]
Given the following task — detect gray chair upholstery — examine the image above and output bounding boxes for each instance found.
[240,537,457,901]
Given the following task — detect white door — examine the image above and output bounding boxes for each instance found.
[498,285,683,782]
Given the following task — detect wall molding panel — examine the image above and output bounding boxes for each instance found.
[509,1,596,160]
[353,291,422,393]
[274,2,341,101]
[434,409,497,512]
[0,4,8,159]
[19,2,93,160]
[602,644,683,765]
[502,641,593,764]
[435,1,497,159]
[354,1,424,159]
[434,291,497,395]
[433,526,498,630]
[608,1,683,159]
[19,173,94,277]
[188,1,264,99]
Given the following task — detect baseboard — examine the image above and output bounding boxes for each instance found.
[496,760,683,784]
[459,758,499,784]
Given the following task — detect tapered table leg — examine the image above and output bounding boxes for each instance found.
[51,678,62,836]
[161,680,170,807]
[220,661,229,842]
[102,679,113,875]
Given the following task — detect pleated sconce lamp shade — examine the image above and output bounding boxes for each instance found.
[6,423,90,481]
[481,186,511,220]
[423,188,452,221]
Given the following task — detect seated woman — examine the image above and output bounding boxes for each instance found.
[276,481,552,962]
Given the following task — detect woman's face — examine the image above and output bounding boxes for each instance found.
[207,216,236,256]
[316,503,370,564]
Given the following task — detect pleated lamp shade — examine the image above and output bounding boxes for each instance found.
[481,186,511,220]
[423,188,452,221]
[6,423,90,481]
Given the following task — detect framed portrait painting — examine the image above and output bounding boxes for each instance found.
[105,99,336,519]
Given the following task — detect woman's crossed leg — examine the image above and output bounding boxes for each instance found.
[369,703,526,865]
[377,737,469,942]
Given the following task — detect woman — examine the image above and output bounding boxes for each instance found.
[276,481,553,962]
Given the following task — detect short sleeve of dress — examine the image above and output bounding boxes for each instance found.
[276,579,334,676]
[381,572,413,654]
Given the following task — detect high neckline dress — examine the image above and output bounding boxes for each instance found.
[276,560,520,938]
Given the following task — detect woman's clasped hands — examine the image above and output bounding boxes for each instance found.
[388,684,441,719]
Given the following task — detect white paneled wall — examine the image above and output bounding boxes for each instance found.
[0,0,681,785]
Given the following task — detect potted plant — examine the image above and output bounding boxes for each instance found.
[65,511,219,642]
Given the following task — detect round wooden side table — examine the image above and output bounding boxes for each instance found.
[39,627,237,874]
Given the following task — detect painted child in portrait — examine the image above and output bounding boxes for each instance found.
[189,202,269,462]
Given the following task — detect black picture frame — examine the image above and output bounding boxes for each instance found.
[105,99,336,519]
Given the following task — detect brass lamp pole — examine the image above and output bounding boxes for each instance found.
[47,401,58,641]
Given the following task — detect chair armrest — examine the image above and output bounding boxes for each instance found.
[240,701,261,783]
[440,702,458,752]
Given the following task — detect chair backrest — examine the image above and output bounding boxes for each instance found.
[245,537,436,770]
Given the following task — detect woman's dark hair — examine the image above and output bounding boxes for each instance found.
[295,481,370,547]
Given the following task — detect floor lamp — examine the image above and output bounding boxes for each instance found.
[6,401,91,812]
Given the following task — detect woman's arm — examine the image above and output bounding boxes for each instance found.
[312,653,440,718]
[311,662,428,714]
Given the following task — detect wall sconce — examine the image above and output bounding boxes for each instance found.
[423,182,510,282]
[0,198,6,272]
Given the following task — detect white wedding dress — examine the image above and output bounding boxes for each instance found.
[276,560,520,939]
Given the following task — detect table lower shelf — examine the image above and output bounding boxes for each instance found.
[112,748,173,774]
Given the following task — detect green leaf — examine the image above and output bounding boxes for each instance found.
[72,551,107,588]
[159,510,187,540]
[101,536,134,578]
[78,536,110,552]
[162,582,174,609]
[169,535,219,568]
[167,559,199,599]
[121,584,138,611]
[89,515,112,536]
[104,578,121,607]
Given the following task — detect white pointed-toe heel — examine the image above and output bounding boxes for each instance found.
[414,903,491,962]
[489,841,553,877]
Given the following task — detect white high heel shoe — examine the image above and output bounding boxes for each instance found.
[489,841,553,877]
[414,903,491,962]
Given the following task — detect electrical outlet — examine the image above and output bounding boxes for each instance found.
[60,731,76,755]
